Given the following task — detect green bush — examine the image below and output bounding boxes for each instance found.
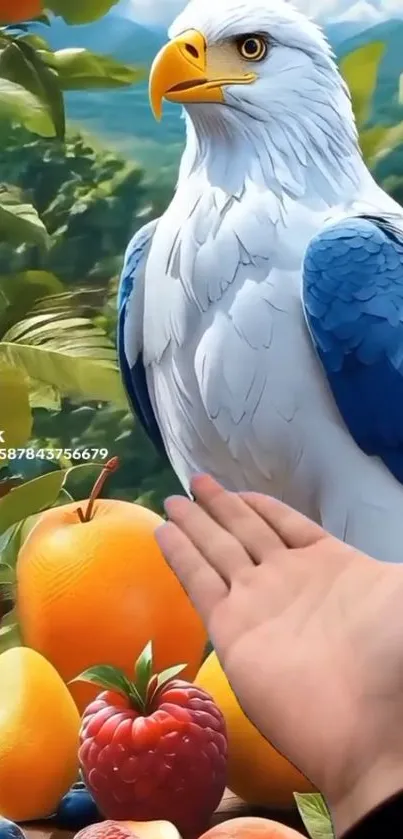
[0,127,178,513]
[0,126,172,283]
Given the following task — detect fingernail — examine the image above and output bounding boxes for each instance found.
[163,495,184,515]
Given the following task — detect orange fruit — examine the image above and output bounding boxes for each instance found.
[0,646,80,820]
[195,653,314,807]
[16,460,207,712]
[199,817,305,839]
[0,0,42,24]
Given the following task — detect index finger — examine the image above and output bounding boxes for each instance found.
[191,474,284,560]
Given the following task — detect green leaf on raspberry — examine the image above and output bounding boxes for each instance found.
[69,664,134,699]
[134,640,154,701]
[155,663,187,691]
[70,648,188,715]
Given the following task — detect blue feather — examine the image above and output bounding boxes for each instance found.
[303,214,403,484]
[117,223,167,458]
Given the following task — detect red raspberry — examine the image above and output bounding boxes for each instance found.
[75,643,228,838]
[75,822,137,839]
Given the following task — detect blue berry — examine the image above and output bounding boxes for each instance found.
[0,819,26,839]
[55,786,102,830]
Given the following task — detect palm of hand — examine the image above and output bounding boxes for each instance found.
[210,538,403,805]
[157,476,403,812]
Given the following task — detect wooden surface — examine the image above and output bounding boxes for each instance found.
[22,790,309,838]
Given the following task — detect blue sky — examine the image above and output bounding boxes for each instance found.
[122,0,403,27]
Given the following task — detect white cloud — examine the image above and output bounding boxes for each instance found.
[122,0,403,28]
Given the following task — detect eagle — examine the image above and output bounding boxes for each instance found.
[118,0,403,563]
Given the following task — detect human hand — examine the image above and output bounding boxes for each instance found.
[156,474,403,837]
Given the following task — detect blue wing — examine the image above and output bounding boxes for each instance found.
[117,220,167,458]
[303,214,403,484]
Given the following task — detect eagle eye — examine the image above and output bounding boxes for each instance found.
[236,34,268,62]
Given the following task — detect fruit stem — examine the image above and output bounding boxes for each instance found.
[76,457,119,523]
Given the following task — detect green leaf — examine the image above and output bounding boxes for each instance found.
[340,41,385,128]
[156,663,187,691]
[0,521,23,569]
[16,40,65,139]
[46,0,121,25]
[31,14,52,26]
[18,512,40,546]
[0,463,99,535]
[18,35,51,51]
[0,363,32,451]
[70,664,132,698]
[0,340,126,407]
[1,520,25,567]
[0,271,64,333]
[53,487,74,506]
[134,640,153,699]
[40,48,145,90]
[0,470,65,535]
[0,77,55,136]
[0,563,15,585]
[0,185,49,248]
[0,293,124,408]
[294,793,334,839]
[0,41,45,101]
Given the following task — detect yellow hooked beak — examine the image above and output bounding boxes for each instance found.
[149,29,256,119]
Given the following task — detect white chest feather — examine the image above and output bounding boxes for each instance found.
[141,183,347,503]
[144,183,332,363]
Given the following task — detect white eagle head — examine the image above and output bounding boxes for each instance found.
[148,0,363,198]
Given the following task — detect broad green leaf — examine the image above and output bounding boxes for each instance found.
[0,41,45,100]
[0,521,24,569]
[340,41,385,128]
[70,664,133,697]
[16,39,65,138]
[46,0,121,25]
[0,76,55,136]
[18,34,51,51]
[28,382,61,411]
[0,470,66,535]
[0,463,100,535]
[0,185,49,248]
[0,271,64,333]
[18,512,40,546]
[40,48,145,90]
[0,341,126,407]
[0,563,15,584]
[0,363,32,451]
[294,793,334,839]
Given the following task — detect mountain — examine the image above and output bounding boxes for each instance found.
[35,7,403,164]
[34,8,183,160]
[326,19,374,45]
